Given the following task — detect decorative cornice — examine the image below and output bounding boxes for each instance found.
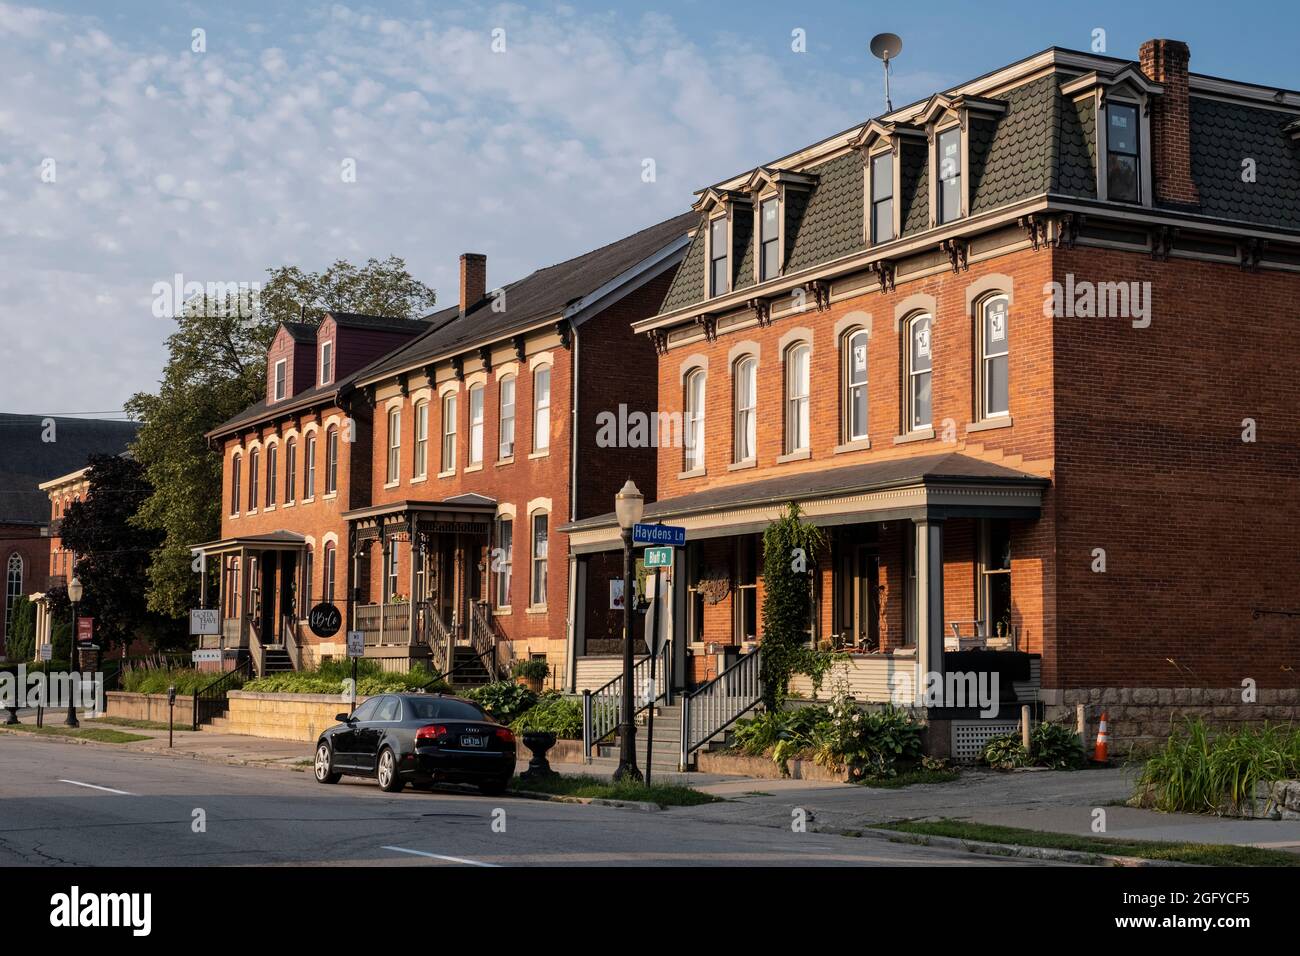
[868,259,896,294]
[396,372,409,397]
[1150,225,1177,261]
[555,319,572,350]
[649,329,669,356]
[940,237,970,273]
[450,355,465,381]
[512,334,527,363]
[803,280,831,312]
[1239,237,1268,271]
[478,345,493,372]
[747,298,773,328]
[695,315,719,343]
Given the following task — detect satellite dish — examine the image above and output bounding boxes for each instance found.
[870,33,903,62]
[869,33,903,111]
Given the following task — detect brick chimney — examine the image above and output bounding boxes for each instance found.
[459,253,487,315]
[1138,38,1200,207]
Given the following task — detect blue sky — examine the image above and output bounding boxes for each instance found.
[3,0,1296,414]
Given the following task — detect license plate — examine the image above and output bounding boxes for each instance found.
[460,735,486,749]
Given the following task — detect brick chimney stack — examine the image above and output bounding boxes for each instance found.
[459,253,487,315]
[1138,38,1200,207]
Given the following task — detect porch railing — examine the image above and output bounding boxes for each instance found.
[679,649,762,771]
[248,619,265,676]
[283,614,301,670]
[422,603,452,676]
[581,641,671,763]
[193,656,252,730]
[469,601,505,680]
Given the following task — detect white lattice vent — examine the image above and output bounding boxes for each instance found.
[951,720,1018,764]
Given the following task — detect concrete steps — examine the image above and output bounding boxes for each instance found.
[592,704,685,773]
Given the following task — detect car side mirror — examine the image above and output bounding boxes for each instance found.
[335,712,354,723]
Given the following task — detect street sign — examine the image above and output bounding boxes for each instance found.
[39,643,52,662]
[346,631,365,659]
[76,618,94,643]
[643,546,673,569]
[191,649,222,664]
[309,603,343,638]
[190,608,220,636]
[633,523,685,547]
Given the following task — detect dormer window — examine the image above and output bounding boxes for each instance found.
[937,127,962,224]
[1105,103,1141,203]
[273,360,287,401]
[709,217,728,297]
[319,341,334,386]
[759,198,780,280]
[870,152,894,243]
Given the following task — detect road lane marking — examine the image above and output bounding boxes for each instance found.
[58,779,135,796]
[381,845,498,867]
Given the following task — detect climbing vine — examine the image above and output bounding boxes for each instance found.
[758,502,827,710]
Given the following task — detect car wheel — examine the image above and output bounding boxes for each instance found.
[376,747,405,793]
[478,776,510,796]
[314,742,341,784]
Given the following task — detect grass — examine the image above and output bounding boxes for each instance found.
[858,767,961,789]
[85,716,188,732]
[877,818,1300,867]
[1,723,150,744]
[510,773,721,808]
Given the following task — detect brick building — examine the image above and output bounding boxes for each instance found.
[195,214,693,683]
[563,39,1300,754]
[0,415,139,660]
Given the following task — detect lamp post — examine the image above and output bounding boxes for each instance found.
[65,576,83,728]
[613,479,644,783]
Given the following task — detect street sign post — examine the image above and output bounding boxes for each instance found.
[633,523,685,547]
[643,546,673,569]
[346,631,364,714]
[189,608,220,636]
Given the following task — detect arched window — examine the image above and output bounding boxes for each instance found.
[530,511,548,607]
[784,343,810,453]
[978,295,1009,419]
[494,516,513,607]
[285,439,297,504]
[905,314,933,431]
[468,383,485,466]
[386,406,401,484]
[441,392,458,472]
[413,400,429,479]
[305,434,317,499]
[683,368,706,472]
[302,545,313,611]
[265,443,278,507]
[230,454,242,515]
[498,375,516,459]
[323,542,337,602]
[733,357,757,463]
[844,329,869,442]
[325,426,339,495]
[248,448,260,510]
[5,553,23,640]
[532,366,551,453]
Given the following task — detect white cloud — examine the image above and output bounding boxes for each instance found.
[0,1,910,415]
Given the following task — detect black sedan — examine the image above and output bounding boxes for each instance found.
[314,693,516,795]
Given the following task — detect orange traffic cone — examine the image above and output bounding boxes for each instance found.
[1092,711,1110,764]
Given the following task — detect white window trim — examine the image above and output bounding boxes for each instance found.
[273,359,287,401]
[930,121,968,226]
[319,340,334,386]
[842,326,871,445]
[865,147,899,244]
[782,341,812,455]
[754,190,783,284]
[975,293,1011,422]
[732,355,758,465]
[706,211,730,298]
[1095,93,1154,207]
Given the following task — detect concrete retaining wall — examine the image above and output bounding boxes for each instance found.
[106,691,196,726]
[218,691,368,742]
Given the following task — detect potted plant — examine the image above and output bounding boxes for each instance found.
[511,658,549,693]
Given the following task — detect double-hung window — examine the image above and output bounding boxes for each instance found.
[784,344,810,454]
[230,455,241,514]
[709,217,728,296]
[325,426,338,494]
[248,449,260,510]
[386,407,401,483]
[734,358,756,463]
[759,198,780,280]
[683,369,706,472]
[441,393,457,472]
[845,330,869,441]
[907,315,933,431]
[980,296,1010,417]
[530,513,548,607]
[937,127,962,224]
[495,517,513,607]
[319,341,333,385]
[499,376,516,458]
[273,360,287,401]
[285,440,296,503]
[1106,103,1140,203]
[871,152,894,243]
[532,368,551,453]
[413,401,428,479]
[468,384,484,465]
[265,443,277,507]
[305,435,317,498]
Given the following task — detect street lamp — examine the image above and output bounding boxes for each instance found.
[613,479,644,782]
[66,576,83,728]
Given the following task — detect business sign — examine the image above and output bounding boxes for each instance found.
[39,643,53,662]
[76,618,94,643]
[633,523,685,547]
[346,631,365,659]
[191,649,223,665]
[643,546,674,569]
[309,603,343,638]
[190,608,220,636]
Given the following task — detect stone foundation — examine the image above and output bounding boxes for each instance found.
[1042,687,1300,753]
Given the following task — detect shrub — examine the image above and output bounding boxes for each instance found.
[980,732,1031,770]
[466,681,537,724]
[242,661,448,696]
[1135,719,1300,814]
[1032,720,1087,770]
[510,659,550,681]
[732,705,830,759]
[4,597,35,661]
[123,667,239,696]
[511,692,582,738]
[812,693,924,780]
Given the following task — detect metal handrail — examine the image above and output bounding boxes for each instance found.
[469,602,503,680]
[422,604,452,675]
[283,614,301,670]
[248,619,265,676]
[679,649,762,770]
[581,641,671,763]
[192,657,252,730]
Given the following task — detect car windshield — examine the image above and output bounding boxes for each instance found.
[405,697,489,721]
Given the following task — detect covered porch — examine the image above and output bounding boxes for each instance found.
[564,453,1051,731]
[344,495,509,678]
[189,531,308,675]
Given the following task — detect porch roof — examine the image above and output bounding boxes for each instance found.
[344,495,497,538]
[561,453,1050,553]
[190,530,307,555]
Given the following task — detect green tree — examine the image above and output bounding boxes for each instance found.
[127,257,436,618]
[4,595,35,662]
[758,502,827,710]
[58,454,173,652]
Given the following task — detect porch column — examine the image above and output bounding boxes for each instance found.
[913,517,945,706]
[672,547,688,693]
[564,553,580,692]
[198,550,208,608]
[407,528,418,645]
[237,546,248,651]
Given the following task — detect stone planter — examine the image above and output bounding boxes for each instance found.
[521,730,559,780]
[515,675,543,694]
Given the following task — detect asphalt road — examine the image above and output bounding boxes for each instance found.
[0,736,1059,867]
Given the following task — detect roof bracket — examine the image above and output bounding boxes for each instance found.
[868,260,896,294]
[478,345,493,372]
[940,237,970,274]
[1238,237,1267,272]
[396,372,409,397]
[747,298,772,328]
[513,335,527,363]
[1150,225,1178,261]
[648,329,669,356]
[555,319,572,350]
[450,355,465,381]
[695,315,719,343]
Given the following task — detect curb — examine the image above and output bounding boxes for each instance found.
[0,725,311,774]
[507,788,663,812]
[870,828,1189,867]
